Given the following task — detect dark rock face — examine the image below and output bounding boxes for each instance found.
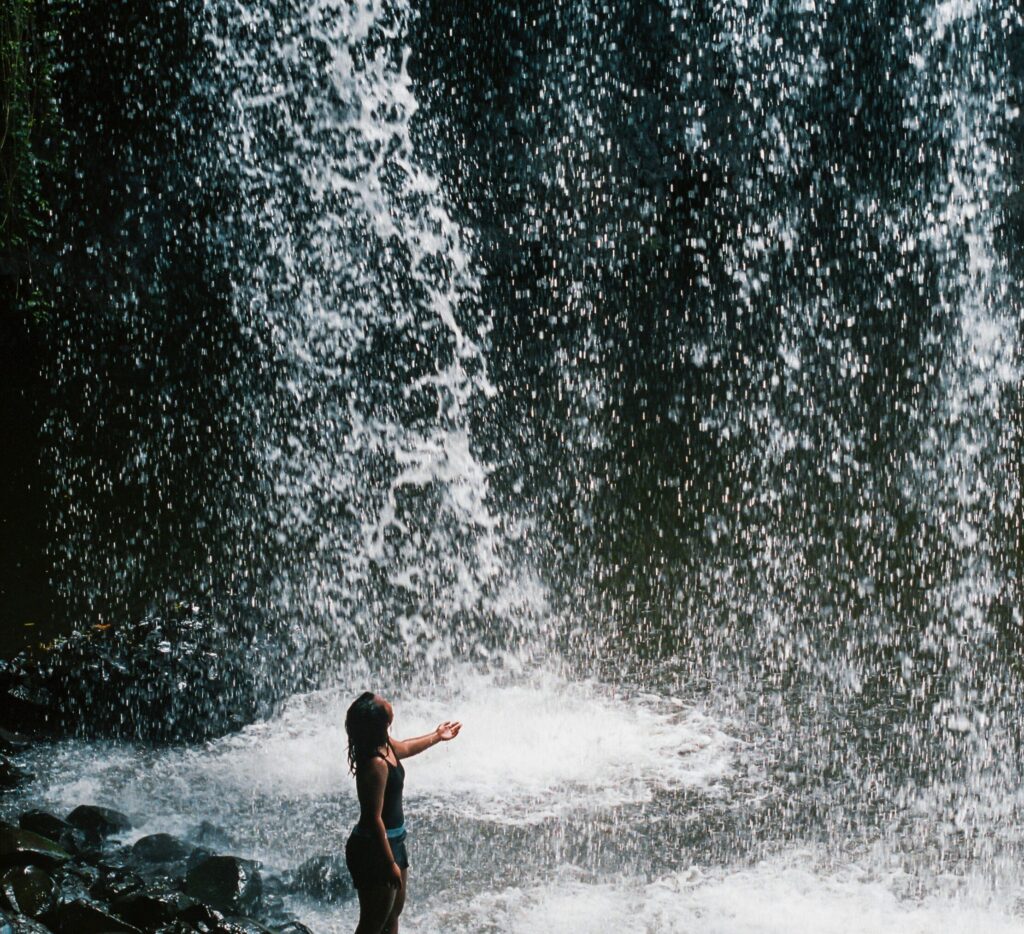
[131,833,191,863]
[0,829,71,871]
[51,862,99,902]
[10,601,301,744]
[66,805,132,839]
[0,756,32,790]
[291,854,355,902]
[0,728,30,755]
[0,911,53,933]
[184,854,262,915]
[214,917,274,934]
[47,898,143,933]
[0,866,57,918]
[176,900,225,927]
[87,868,145,902]
[111,884,196,929]
[185,847,214,873]
[18,812,86,855]
[0,681,55,736]
[214,919,275,934]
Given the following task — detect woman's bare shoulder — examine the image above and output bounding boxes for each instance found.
[356,755,388,782]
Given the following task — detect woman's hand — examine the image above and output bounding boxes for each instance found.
[388,861,403,888]
[435,720,462,742]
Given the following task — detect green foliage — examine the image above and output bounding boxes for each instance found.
[1,0,56,318]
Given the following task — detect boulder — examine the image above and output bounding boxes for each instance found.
[50,863,96,904]
[48,898,143,933]
[291,854,355,902]
[88,867,145,901]
[131,833,191,863]
[66,805,132,838]
[185,846,214,872]
[184,855,262,915]
[0,828,71,870]
[0,866,57,918]
[176,901,224,927]
[94,847,135,872]
[112,885,196,929]
[18,811,86,854]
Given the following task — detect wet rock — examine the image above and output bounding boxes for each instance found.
[19,811,72,840]
[152,923,197,934]
[184,855,262,915]
[95,847,136,872]
[259,874,287,899]
[13,600,300,743]
[67,804,132,838]
[259,890,285,921]
[0,756,31,790]
[215,919,275,934]
[18,811,87,854]
[88,867,145,901]
[0,828,71,870]
[0,911,52,933]
[185,846,214,873]
[291,854,354,902]
[132,833,191,863]
[112,884,196,929]
[48,898,144,933]
[51,862,98,902]
[176,900,224,927]
[271,923,316,934]
[0,866,57,918]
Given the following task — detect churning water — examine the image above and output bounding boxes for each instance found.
[20,0,1024,929]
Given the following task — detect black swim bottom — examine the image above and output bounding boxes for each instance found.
[345,830,409,890]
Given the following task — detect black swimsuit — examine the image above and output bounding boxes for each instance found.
[380,752,405,829]
[345,745,409,890]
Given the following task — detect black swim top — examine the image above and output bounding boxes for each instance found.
[381,744,405,830]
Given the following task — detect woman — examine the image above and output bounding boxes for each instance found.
[344,691,461,934]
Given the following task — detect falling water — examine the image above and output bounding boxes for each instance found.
[13,0,1024,930]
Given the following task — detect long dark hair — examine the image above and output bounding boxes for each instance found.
[345,691,390,774]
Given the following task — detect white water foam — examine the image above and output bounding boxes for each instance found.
[395,674,737,822]
[295,854,1024,934]
[6,670,736,856]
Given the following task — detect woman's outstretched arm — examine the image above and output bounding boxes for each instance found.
[391,721,462,759]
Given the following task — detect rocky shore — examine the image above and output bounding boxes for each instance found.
[0,611,349,933]
[0,793,353,933]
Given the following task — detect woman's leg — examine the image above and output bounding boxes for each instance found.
[355,883,396,934]
[382,868,407,934]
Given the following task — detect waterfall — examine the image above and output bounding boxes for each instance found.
[48,0,544,683]
[20,0,1024,928]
